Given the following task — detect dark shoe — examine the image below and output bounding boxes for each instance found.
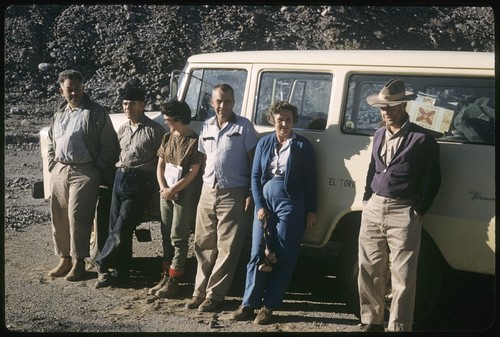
[64,258,86,281]
[254,306,273,325]
[48,257,72,277]
[231,305,253,321]
[148,270,168,295]
[198,298,222,312]
[156,276,179,298]
[95,272,112,289]
[358,323,384,332]
[185,296,205,309]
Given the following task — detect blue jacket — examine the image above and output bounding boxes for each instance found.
[252,132,317,214]
[363,121,441,215]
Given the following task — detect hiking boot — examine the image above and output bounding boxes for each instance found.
[156,276,179,298]
[198,298,222,312]
[95,271,112,289]
[64,258,86,281]
[148,270,168,295]
[185,296,205,309]
[358,323,384,332]
[254,306,273,325]
[231,305,253,321]
[47,257,72,277]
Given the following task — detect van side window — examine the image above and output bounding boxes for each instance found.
[343,75,495,145]
[255,72,333,130]
[184,69,247,121]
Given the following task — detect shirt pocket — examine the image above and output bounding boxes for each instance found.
[224,132,242,151]
[201,136,216,154]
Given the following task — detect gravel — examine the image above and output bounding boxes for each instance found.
[3,5,495,333]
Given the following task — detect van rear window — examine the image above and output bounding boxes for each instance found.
[343,75,495,145]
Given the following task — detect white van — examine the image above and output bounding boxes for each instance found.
[37,50,495,325]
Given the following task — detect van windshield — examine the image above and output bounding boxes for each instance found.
[343,75,495,145]
[184,68,248,121]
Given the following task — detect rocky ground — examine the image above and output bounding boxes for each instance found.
[2,114,496,333]
[3,115,360,333]
[2,4,495,333]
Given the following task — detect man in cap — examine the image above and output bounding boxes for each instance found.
[47,69,119,281]
[95,80,166,288]
[358,79,441,332]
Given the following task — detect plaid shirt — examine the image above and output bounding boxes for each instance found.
[116,114,165,172]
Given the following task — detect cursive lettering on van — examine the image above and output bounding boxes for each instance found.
[469,191,495,201]
[328,177,356,188]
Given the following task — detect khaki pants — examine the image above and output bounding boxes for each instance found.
[358,194,422,332]
[192,183,250,302]
[50,162,100,258]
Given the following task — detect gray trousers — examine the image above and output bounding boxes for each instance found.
[358,194,422,332]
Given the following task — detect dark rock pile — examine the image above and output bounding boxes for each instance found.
[4,5,494,117]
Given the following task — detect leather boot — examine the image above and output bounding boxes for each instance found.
[156,276,179,298]
[148,270,168,295]
[47,257,72,277]
[64,258,86,281]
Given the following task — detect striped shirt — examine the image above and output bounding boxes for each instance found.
[116,114,166,172]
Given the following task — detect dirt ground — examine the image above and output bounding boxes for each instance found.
[3,116,360,333]
[3,115,495,333]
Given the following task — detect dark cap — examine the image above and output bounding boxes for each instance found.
[120,86,145,101]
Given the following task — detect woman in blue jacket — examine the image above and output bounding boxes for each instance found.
[232,101,317,325]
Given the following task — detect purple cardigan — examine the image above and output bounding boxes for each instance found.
[363,122,441,215]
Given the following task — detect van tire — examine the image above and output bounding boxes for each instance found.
[338,229,444,327]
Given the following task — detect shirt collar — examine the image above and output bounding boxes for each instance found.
[209,112,238,126]
[385,120,411,139]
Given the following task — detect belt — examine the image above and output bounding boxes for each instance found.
[374,193,414,201]
[119,167,141,173]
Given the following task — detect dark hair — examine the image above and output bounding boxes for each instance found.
[160,100,192,125]
[267,101,299,124]
[58,69,84,85]
[212,83,235,100]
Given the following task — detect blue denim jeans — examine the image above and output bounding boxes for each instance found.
[242,177,306,309]
[95,169,156,273]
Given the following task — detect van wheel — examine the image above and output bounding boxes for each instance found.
[88,186,112,263]
[338,230,444,326]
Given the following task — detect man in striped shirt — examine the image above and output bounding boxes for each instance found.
[95,81,165,288]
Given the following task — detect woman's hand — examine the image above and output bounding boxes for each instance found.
[160,187,178,201]
[257,208,269,221]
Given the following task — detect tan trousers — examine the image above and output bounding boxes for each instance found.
[50,162,100,258]
[358,194,422,332]
[192,183,250,302]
